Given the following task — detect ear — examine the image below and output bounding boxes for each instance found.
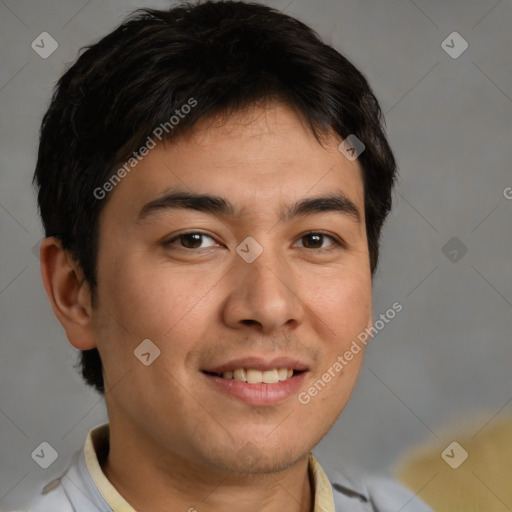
[39,237,97,350]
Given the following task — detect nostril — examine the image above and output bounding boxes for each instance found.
[241,320,259,327]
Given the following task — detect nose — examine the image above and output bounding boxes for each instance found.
[221,248,304,334]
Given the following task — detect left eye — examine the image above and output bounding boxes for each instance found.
[294,232,339,249]
[166,232,218,249]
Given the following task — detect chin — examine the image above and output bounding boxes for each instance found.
[206,439,311,476]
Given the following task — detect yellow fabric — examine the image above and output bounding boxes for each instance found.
[83,424,135,512]
[84,424,335,512]
[395,416,512,512]
[308,452,336,512]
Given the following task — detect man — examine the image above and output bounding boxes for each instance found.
[25,1,431,510]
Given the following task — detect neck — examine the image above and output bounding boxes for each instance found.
[101,422,314,512]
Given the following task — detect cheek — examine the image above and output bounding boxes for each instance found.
[298,276,370,421]
[304,267,372,342]
[99,256,219,337]
[302,267,371,404]
[93,258,220,407]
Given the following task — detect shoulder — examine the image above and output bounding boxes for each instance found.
[366,474,433,512]
[329,467,433,512]
[8,478,74,512]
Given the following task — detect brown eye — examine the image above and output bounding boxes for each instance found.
[180,233,203,248]
[295,232,340,250]
[302,233,323,248]
[165,232,218,250]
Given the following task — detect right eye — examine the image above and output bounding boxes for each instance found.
[163,232,220,250]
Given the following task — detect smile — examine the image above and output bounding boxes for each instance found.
[201,370,308,406]
[203,368,297,384]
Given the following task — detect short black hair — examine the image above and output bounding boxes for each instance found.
[34,0,397,395]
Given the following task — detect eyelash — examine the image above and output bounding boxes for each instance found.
[163,231,344,251]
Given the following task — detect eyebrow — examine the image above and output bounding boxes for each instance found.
[136,189,361,224]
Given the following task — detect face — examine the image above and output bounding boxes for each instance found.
[92,102,373,474]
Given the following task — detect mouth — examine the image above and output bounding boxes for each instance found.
[202,368,303,384]
[200,357,309,406]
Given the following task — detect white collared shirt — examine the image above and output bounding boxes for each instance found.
[14,423,432,512]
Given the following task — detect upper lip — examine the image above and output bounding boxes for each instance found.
[202,356,310,374]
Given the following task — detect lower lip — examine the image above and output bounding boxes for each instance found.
[202,371,307,406]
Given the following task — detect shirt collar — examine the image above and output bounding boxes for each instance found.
[308,452,336,511]
[83,423,337,512]
[83,423,135,511]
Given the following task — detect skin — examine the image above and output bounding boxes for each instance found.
[40,102,373,512]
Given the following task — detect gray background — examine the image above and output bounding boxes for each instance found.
[1,0,511,509]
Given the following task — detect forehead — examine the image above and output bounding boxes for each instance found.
[102,102,365,223]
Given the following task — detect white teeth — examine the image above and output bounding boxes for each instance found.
[262,369,279,384]
[219,368,295,384]
[246,369,262,383]
[277,368,288,381]
[233,369,247,382]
